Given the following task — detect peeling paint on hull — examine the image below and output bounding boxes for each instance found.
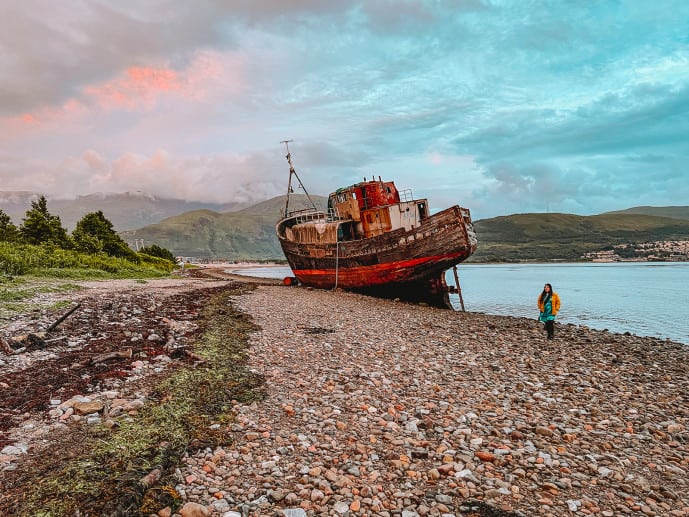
[277,205,477,308]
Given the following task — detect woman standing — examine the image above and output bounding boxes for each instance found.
[538,283,561,339]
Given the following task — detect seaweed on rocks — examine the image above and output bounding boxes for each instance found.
[0,279,266,516]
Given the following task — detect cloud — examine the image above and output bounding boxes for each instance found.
[0,148,285,204]
[1,1,688,220]
[84,67,184,110]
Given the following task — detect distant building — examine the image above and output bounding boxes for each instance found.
[582,240,689,262]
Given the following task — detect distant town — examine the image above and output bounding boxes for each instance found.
[582,240,689,262]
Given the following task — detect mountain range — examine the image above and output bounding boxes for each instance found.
[2,190,688,262]
[122,198,689,262]
[120,195,327,259]
[0,191,249,231]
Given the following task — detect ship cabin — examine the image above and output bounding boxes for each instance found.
[327,178,429,240]
[279,178,430,245]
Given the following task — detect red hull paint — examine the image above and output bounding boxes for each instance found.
[292,251,468,288]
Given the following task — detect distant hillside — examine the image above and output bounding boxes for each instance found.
[602,206,689,221]
[234,194,328,216]
[5,192,687,257]
[120,201,689,262]
[0,191,248,231]
[471,212,689,262]
[120,195,326,259]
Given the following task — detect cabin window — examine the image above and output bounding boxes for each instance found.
[386,186,391,194]
[366,213,373,223]
[352,192,357,200]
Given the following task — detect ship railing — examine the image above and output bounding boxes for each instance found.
[328,207,342,221]
[284,208,328,225]
[282,205,321,218]
[283,206,343,224]
[399,189,414,202]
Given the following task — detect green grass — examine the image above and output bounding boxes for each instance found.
[6,285,266,516]
[0,242,174,278]
[0,278,85,318]
[0,242,176,319]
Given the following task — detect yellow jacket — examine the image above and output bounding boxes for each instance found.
[537,292,560,315]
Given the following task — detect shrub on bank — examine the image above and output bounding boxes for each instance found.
[0,241,173,279]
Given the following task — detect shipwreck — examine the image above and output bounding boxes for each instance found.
[275,142,477,308]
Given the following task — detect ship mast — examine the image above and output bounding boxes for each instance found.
[281,140,318,216]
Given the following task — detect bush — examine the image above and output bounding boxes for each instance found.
[138,253,176,273]
[0,241,172,279]
[73,211,138,261]
[19,196,72,248]
[138,244,175,263]
[0,209,20,243]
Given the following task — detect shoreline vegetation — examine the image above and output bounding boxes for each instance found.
[1,267,688,515]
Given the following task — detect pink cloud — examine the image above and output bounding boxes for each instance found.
[0,50,248,134]
[85,66,183,110]
[84,51,247,111]
[21,113,39,124]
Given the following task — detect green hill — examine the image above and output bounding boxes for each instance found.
[602,206,689,221]
[120,198,689,262]
[233,194,328,216]
[471,212,689,262]
[120,195,326,260]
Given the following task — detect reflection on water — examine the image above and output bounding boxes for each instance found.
[231,263,689,344]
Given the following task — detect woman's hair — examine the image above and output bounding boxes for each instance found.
[539,283,553,303]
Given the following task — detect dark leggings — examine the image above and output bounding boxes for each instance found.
[545,320,555,338]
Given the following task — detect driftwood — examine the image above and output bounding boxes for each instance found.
[168,347,206,363]
[138,468,161,489]
[25,333,46,350]
[47,303,82,332]
[7,333,47,351]
[43,336,68,345]
[183,349,206,363]
[90,348,132,364]
[1,335,68,355]
[0,336,11,355]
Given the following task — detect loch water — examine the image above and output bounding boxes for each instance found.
[231,262,689,345]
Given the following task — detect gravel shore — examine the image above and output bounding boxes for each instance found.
[176,284,689,517]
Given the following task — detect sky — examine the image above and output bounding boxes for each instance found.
[1,1,688,221]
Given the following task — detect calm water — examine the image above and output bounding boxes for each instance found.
[231,262,689,345]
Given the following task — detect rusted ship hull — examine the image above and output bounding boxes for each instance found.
[277,205,477,308]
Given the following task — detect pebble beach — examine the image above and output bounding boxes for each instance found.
[176,284,689,517]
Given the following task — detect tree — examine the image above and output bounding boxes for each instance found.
[0,209,20,242]
[71,227,103,254]
[139,244,175,262]
[73,210,137,260]
[19,196,71,248]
